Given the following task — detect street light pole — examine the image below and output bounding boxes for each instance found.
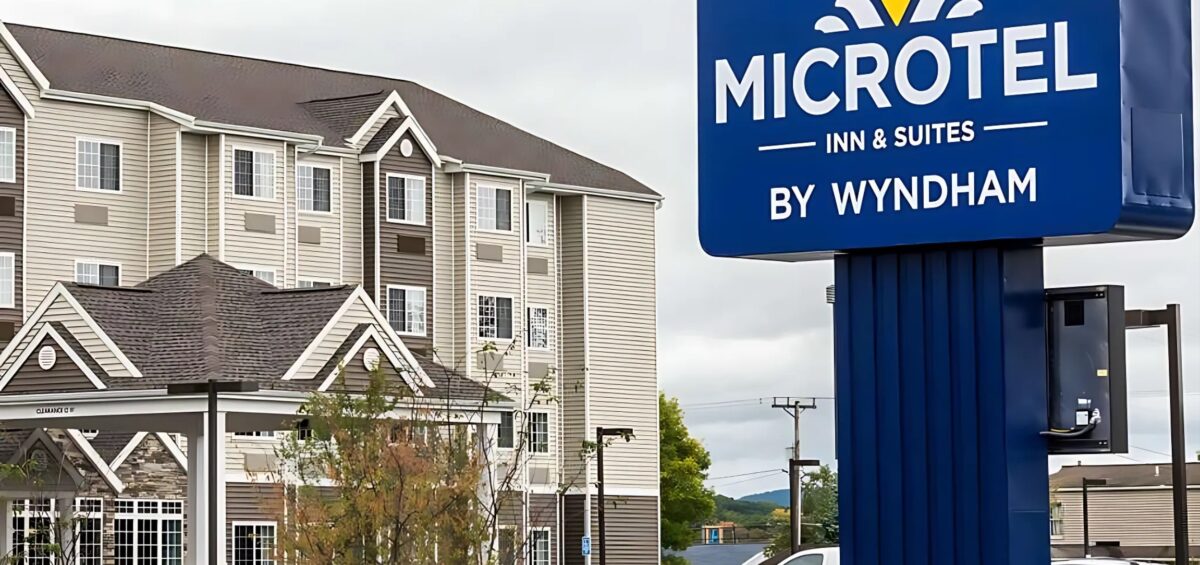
[1081,478,1107,558]
[595,427,633,565]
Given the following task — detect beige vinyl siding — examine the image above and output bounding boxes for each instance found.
[146,113,178,277]
[1053,488,1200,548]
[222,136,284,283]
[433,167,456,364]
[296,153,342,284]
[449,172,469,371]
[0,38,37,100]
[179,133,208,260]
[558,196,587,488]
[469,174,522,364]
[283,143,296,288]
[206,135,222,258]
[25,99,149,305]
[525,192,557,366]
[584,197,658,488]
[0,298,133,379]
[340,155,362,285]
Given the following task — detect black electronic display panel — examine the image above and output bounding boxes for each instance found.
[1045,286,1128,455]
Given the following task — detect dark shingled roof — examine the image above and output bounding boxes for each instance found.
[8,24,659,197]
[89,431,138,464]
[363,118,402,155]
[66,255,355,387]
[1051,462,1200,489]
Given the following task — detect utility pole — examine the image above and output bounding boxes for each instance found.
[771,397,818,555]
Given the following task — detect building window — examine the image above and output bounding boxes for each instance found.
[528,412,549,454]
[77,139,120,191]
[386,174,425,224]
[0,252,13,308]
[11,498,54,565]
[234,149,275,198]
[238,268,276,286]
[234,431,276,439]
[527,307,549,349]
[297,280,333,289]
[526,199,548,246]
[1050,501,1064,537]
[477,186,512,231]
[233,522,277,565]
[296,419,313,441]
[387,286,427,336]
[80,429,100,440]
[0,127,14,183]
[498,411,514,450]
[75,261,120,286]
[76,498,103,565]
[529,529,551,565]
[114,499,183,565]
[297,165,331,212]
[478,295,513,340]
[498,527,518,565]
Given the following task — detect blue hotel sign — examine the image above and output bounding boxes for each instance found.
[698,0,1194,260]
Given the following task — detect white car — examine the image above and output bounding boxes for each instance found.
[1055,560,1153,564]
[778,547,840,565]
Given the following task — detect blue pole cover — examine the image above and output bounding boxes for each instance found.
[835,246,1048,565]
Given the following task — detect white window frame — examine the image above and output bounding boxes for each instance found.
[528,411,549,455]
[296,163,333,214]
[231,147,276,200]
[113,498,184,565]
[237,266,277,287]
[497,410,515,451]
[74,259,122,286]
[477,294,515,341]
[386,285,428,337]
[1050,501,1064,539]
[11,498,56,565]
[0,252,14,309]
[385,173,426,226]
[477,185,513,233]
[232,521,277,565]
[526,198,549,246]
[75,497,104,565]
[528,527,551,565]
[526,305,550,350]
[0,127,15,184]
[296,279,335,289]
[75,137,123,193]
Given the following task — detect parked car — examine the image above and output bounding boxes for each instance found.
[777,547,840,565]
[1055,560,1154,564]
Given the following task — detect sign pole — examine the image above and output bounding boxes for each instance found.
[835,246,1049,564]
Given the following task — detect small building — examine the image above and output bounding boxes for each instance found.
[702,521,739,545]
[1050,462,1200,560]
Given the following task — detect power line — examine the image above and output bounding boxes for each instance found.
[711,472,789,489]
[706,469,784,482]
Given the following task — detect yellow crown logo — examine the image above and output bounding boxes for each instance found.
[816,0,983,33]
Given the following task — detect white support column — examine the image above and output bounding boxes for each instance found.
[55,493,73,556]
[0,498,10,555]
[477,422,498,557]
[213,411,228,565]
[185,418,207,565]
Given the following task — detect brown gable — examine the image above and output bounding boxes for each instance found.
[4,331,102,395]
[324,333,412,394]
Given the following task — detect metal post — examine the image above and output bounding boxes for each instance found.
[792,401,802,554]
[1165,305,1189,563]
[596,427,606,565]
[208,379,218,564]
[1082,479,1090,558]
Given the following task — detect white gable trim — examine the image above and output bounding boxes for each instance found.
[65,428,126,493]
[0,65,33,118]
[346,91,414,147]
[0,284,142,379]
[281,287,432,388]
[0,323,107,391]
[0,22,50,92]
[108,431,148,473]
[9,428,85,487]
[155,432,188,471]
[357,116,442,168]
[317,324,417,394]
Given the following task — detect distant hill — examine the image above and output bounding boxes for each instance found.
[739,489,790,507]
[712,494,779,532]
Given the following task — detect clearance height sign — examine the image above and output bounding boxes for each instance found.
[698,0,1194,260]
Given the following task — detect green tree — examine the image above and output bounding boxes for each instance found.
[659,393,716,557]
[764,465,839,557]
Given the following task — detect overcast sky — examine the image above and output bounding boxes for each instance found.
[5,0,1200,500]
